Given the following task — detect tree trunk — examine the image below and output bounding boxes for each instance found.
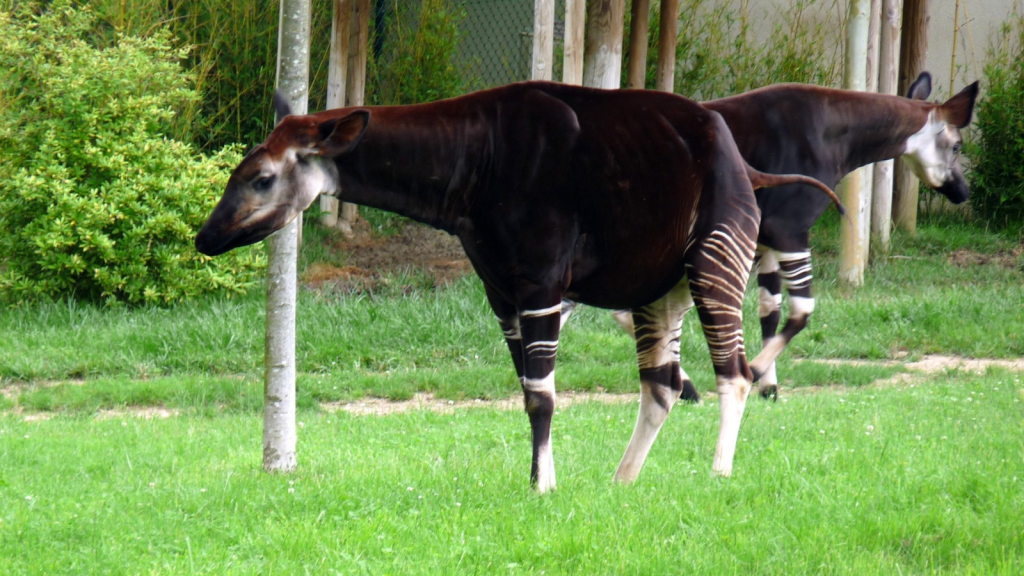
[582,0,626,89]
[655,0,678,92]
[838,0,870,288]
[893,0,929,235]
[321,0,351,231]
[871,0,901,259]
[563,0,586,85]
[532,0,555,81]
[265,0,311,474]
[626,0,650,89]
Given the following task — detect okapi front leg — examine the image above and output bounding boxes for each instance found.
[614,283,693,484]
[749,251,814,389]
[687,221,757,477]
[755,248,783,399]
[518,301,563,493]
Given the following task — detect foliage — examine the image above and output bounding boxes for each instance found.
[623,0,842,99]
[368,0,475,106]
[966,11,1024,230]
[0,2,264,305]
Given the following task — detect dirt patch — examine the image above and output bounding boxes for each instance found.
[948,247,1023,270]
[322,391,636,416]
[95,407,179,420]
[304,219,472,293]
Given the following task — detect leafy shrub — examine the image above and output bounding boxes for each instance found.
[623,0,841,99]
[966,11,1024,229]
[0,2,265,305]
[368,0,475,105]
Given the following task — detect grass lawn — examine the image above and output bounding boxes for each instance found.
[1,212,1023,574]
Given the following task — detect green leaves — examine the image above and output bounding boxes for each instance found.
[0,2,265,305]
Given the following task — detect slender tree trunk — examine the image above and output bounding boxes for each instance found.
[321,0,351,231]
[871,0,901,259]
[265,0,311,474]
[583,0,626,89]
[838,0,870,288]
[893,0,929,234]
[626,0,650,89]
[532,0,555,80]
[655,0,678,92]
[563,0,586,85]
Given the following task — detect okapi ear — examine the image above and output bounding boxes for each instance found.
[907,72,932,100]
[315,109,370,157]
[272,90,293,124]
[940,81,980,128]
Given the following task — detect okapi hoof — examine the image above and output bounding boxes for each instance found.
[758,384,778,402]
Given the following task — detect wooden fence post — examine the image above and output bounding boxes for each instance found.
[626,0,650,89]
[563,0,586,85]
[265,0,311,474]
[321,0,351,230]
[583,0,626,89]
[871,0,901,259]
[533,0,555,80]
[838,0,871,288]
[335,0,370,234]
[655,0,678,92]
[893,0,930,235]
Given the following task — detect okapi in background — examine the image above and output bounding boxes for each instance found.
[601,72,979,401]
[195,82,842,490]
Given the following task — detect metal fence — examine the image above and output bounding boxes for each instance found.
[458,0,568,87]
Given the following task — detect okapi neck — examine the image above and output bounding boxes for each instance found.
[831,92,932,174]
[331,104,486,234]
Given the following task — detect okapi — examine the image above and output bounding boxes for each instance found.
[599,72,979,401]
[195,82,841,490]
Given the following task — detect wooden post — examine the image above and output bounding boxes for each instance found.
[582,0,626,89]
[337,0,370,233]
[893,0,929,235]
[838,0,870,288]
[859,0,881,265]
[321,0,351,230]
[532,0,555,80]
[265,0,311,474]
[655,0,678,92]
[563,0,586,85]
[625,0,650,89]
[871,0,901,259]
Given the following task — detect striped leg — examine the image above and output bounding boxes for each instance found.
[608,309,700,403]
[518,300,563,493]
[755,247,782,400]
[749,250,815,389]
[686,219,757,477]
[614,282,695,484]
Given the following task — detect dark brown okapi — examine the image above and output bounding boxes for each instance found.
[601,72,979,402]
[195,82,841,490]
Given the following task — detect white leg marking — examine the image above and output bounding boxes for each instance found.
[757,287,782,318]
[614,383,674,484]
[789,296,816,318]
[758,249,780,274]
[712,375,751,477]
[775,251,811,262]
[521,303,562,318]
[760,361,778,386]
[750,335,787,375]
[524,372,556,493]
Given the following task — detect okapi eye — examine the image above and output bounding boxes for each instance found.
[252,175,275,191]
[952,142,962,154]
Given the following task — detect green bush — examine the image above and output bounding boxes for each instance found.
[966,11,1024,229]
[0,2,265,305]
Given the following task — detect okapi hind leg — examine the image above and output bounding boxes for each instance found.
[755,248,783,400]
[608,308,701,403]
[686,218,758,477]
[749,251,815,394]
[517,299,564,493]
[614,283,694,484]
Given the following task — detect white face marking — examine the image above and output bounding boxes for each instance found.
[903,111,961,188]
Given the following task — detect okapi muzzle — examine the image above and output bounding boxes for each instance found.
[195,93,368,257]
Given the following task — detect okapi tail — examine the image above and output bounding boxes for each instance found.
[745,165,846,216]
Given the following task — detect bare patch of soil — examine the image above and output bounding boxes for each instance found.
[303,219,472,293]
[948,247,1023,270]
[322,391,636,416]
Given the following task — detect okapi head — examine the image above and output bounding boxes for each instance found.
[901,72,979,204]
[195,93,369,256]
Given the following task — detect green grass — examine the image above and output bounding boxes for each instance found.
[2,372,1022,574]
